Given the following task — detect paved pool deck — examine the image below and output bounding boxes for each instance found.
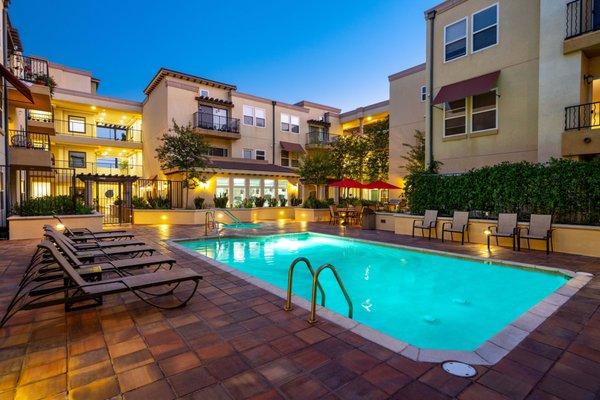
[0,222,598,400]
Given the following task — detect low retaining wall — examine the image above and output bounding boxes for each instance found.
[8,213,104,240]
[133,207,301,225]
[376,213,600,258]
[293,208,331,222]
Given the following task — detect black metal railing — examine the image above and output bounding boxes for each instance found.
[133,179,184,209]
[193,111,240,133]
[8,54,50,83]
[8,130,51,151]
[53,119,142,143]
[53,160,143,176]
[565,101,600,130]
[566,0,596,39]
[306,131,338,145]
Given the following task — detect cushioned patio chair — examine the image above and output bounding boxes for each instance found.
[518,214,554,254]
[0,241,201,327]
[441,211,470,244]
[329,205,340,225]
[412,210,439,240]
[487,213,518,251]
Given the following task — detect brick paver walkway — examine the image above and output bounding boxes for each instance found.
[0,222,598,400]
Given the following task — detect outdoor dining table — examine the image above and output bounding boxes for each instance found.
[337,207,356,225]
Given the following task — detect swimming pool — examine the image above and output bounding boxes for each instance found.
[221,222,263,230]
[178,232,571,352]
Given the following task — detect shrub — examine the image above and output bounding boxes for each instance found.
[267,197,278,207]
[13,195,93,216]
[254,196,266,207]
[194,197,205,209]
[290,196,302,207]
[303,195,330,209]
[404,159,600,225]
[279,195,288,207]
[132,196,149,209]
[146,194,171,209]
[213,193,228,208]
[241,197,254,208]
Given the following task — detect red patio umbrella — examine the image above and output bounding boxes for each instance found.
[364,180,400,189]
[328,178,366,188]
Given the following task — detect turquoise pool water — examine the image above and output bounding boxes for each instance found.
[180,232,568,350]
[222,222,263,229]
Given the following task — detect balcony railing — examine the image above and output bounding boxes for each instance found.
[8,54,50,83]
[8,130,51,151]
[192,111,240,133]
[54,160,142,176]
[53,119,142,143]
[566,0,597,39]
[306,131,339,146]
[565,102,600,130]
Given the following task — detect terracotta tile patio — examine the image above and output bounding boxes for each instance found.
[0,222,598,399]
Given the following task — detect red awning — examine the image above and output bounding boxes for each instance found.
[364,180,400,189]
[432,70,500,105]
[328,178,366,188]
[280,141,306,154]
[0,63,34,103]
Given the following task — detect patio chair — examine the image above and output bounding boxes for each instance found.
[441,211,470,244]
[486,213,518,251]
[412,210,439,240]
[0,241,202,327]
[518,214,554,254]
[53,216,128,238]
[43,231,156,262]
[44,226,145,248]
[329,205,340,225]
[352,205,364,225]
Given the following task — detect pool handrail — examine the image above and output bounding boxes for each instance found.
[204,211,221,243]
[308,263,353,324]
[221,209,242,224]
[284,257,326,312]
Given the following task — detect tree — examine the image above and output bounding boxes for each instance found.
[402,130,441,174]
[363,117,389,181]
[298,151,335,199]
[156,120,211,208]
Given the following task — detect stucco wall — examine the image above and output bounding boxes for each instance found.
[8,213,104,240]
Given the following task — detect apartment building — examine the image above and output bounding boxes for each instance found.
[142,68,343,206]
[418,0,600,174]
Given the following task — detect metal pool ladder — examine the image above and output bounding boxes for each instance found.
[284,257,353,324]
[204,211,221,243]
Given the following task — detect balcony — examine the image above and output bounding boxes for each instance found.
[54,160,143,177]
[565,0,600,55]
[563,102,600,156]
[8,54,50,84]
[6,54,53,111]
[192,111,241,140]
[8,130,53,168]
[27,110,55,134]
[306,131,338,149]
[53,119,142,149]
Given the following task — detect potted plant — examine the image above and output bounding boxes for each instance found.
[194,197,205,209]
[213,193,228,208]
[279,195,288,207]
[268,197,278,207]
[254,196,266,207]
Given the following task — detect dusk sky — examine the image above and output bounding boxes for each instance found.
[10,0,439,112]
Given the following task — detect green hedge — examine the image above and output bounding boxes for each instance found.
[404,159,600,225]
[13,195,94,216]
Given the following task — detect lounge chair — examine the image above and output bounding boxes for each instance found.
[0,241,201,326]
[329,205,340,225]
[487,213,518,251]
[53,215,131,239]
[441,211,470,244]
[412,210,439,240]
[518,214,554,254]
[44,226,145,248]
[44,231,156,263]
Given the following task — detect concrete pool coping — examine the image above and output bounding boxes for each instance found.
[167,231,593,366]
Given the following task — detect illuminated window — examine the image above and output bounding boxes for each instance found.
[69,151,86,168]
[31,181,51,198]
[68,116,86,133]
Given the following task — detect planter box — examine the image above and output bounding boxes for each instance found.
[8,213,103,240]
[394,213,600,258]
[133,207,296,225]
[294,207,331,222]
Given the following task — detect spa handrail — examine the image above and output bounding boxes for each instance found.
[308,263,353,324]
[221,209,242,224]
[284,257,326,311]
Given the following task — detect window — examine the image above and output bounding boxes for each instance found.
[290,115,299,133]
[278,180,288,202]
[281,113,290,132]
[242,149,253,159]
[255,150,266,160]
[68,151,86,168]
[472,4,498,52]
[97,124,127,141]
[420,86,427,102]
[208,147,228,157]
[471,90,497,132]
[243,105,254,126]
[444,99,466,136]
[243,105,266,127]
[68,116,86,133]
[96,157,118,168]
[216,177,230,205]
[281,150,299,168]
[444,18,467,62]
[255,108,266,127]
[200,89,209,97]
